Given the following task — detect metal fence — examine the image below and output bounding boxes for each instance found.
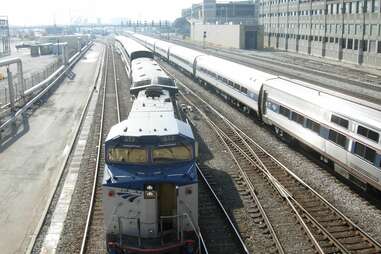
[0,58,62,106]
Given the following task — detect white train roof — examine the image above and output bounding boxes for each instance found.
[115,35,152,59]
[265,78,381,131]
[106,90,193,140]
[197,55,275,93]
[132,58,169,83]
[170,45,205,63]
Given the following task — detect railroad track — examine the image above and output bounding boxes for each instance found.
[197,164,250,254]
[80,42,120,254]
[174,72,381,253]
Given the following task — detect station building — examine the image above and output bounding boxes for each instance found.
[182,0,260,49]
[258,0,381,66]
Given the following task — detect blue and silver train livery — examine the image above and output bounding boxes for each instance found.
[103,87,199,254]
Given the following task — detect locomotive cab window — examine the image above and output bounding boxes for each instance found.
[328,129,347,148]
[108,147,148,164]
[353,142,376,163]
[357,125,379,143]
[331,114,349,129]
[152,144,193,164]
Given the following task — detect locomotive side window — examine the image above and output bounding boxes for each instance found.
[353,142,376,163]
[357,125,379,143]
[152,144,193,164]
[291,112,305,125]
[279,106,291,118]
[331,115,349,129]
[328,129,347,148]
[306,119,321,134]
[108,148,148,164]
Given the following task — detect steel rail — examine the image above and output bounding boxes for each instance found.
[79,46,109,254]
[197,164,250,254]
[26,43,105,254]
[176,69,381,253]
[111,44,121,123]
[178,89,286,253]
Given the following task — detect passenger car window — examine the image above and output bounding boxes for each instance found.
[328,129,347,148]
[279,106,290,118]
[357,125,379,143]
[291,112,305,125]
[354,142,376,163]
[306,119,320,134]
[331,114,349,129]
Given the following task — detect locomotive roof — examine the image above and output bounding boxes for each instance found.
[106,90,193,141]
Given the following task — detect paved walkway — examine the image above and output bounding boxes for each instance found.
[0,43,103,254]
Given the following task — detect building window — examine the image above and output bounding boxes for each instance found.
[331,115,349,129]
[357,125,379,142]
[354,142,376,163]
[347,39,353,49]
[329,130,347,148]
[330,37,334,43]
[378,41,381,53]
[306,119,321,134]
[342,39,347,49]
[363,40,368,51]
[279,106,291,118]
[354,39,359,50]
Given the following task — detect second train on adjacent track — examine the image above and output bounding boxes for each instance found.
[132,33,381,193]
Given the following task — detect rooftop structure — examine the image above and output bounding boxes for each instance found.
[258,0,381,66]
[0,16,11,58]
[183,0,256,25]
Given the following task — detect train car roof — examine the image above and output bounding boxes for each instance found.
[264,78,381,131]
[106,90,193,142]
[132,58,169,82]
[197,54,275,90]
[169,45,205,62]
[115,35,153,60]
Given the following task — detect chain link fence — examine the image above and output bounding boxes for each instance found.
[0,58,62,106]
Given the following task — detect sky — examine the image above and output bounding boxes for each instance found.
[1,0,199,26]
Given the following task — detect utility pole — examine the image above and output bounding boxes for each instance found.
[203,31,207,48]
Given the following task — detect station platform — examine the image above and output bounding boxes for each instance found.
[0,43,103,254]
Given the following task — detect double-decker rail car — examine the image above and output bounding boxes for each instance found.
[261,78,381,190]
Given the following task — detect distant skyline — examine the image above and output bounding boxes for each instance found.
[2,0,201,26]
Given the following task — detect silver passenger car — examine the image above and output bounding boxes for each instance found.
[195,55,274,113]
[262,78,381,191]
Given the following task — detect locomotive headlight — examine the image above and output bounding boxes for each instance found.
[144,184,157,199]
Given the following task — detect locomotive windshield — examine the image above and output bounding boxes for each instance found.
[108,147,148,164]
[152,144,193,164]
